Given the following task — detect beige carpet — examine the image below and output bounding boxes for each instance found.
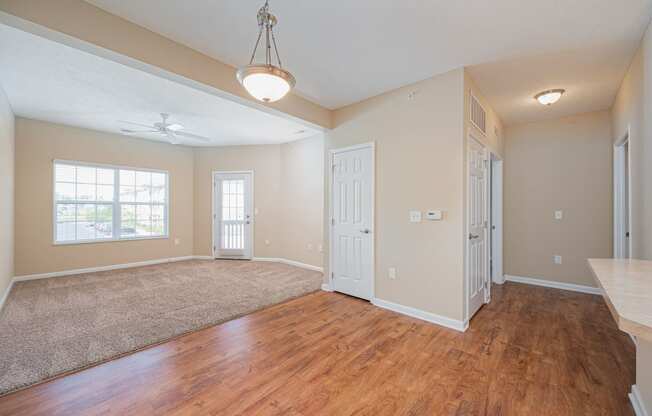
[0,259,322,396]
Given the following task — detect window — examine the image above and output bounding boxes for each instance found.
[54,160,168,244]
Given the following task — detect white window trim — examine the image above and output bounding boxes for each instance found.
[52,159,170,245]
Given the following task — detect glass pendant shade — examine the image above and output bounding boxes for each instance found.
[237,65,295,103]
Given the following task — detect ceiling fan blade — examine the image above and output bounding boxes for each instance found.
[121,129,159,134]
[173,130,212,142]
[167,123,184,131]
[166,130,180,145]
[118,120,156,129]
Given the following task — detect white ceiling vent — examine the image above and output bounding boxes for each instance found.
[470,93,486,135]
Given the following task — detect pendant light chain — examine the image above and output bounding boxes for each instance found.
[247,0,284,68]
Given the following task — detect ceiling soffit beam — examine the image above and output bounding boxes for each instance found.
[0,0,332,130]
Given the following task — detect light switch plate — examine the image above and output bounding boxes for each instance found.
[554,210,563,220]
[554,255,562,264]
[409,210,422,223]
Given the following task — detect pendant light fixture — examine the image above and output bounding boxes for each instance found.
[236,0,295,103]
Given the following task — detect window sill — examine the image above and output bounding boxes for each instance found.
[53,235,169,246]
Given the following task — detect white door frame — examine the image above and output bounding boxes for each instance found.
[614,127,631,258]
[212,170,255,259]
[465,134,491,322]
[490,155,504,285]
[327,142,375,299]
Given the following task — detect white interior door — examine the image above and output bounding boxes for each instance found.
[331,145,373,300]
[467,137,489,319]
[213,172,253,259]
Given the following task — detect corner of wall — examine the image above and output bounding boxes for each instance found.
[0,83,15,298]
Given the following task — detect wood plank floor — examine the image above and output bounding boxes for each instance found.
[0,282,635,415]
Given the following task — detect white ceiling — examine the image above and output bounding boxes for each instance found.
[0,23,320,146]
[87,0,652,124]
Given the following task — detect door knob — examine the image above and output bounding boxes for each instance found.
[360,229,371,234]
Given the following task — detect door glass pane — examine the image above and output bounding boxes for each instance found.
[220,178,245,249]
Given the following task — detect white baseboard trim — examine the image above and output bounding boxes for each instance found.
[321,283,333,292]
[0,279,15,314]
[193,255,214,260]
[13,256,197,282]
[504,274,602,295]
[630,385,649,416]
[252,257,323,273]
[371,297,468,332]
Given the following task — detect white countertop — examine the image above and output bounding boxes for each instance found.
[588,258,652,342]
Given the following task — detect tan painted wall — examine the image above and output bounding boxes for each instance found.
[0,0,331,130]
[504,111,613,287]
[0,86,14,297]
[612,20,652,413]
[324,68,466,320]
[193,144,282,259]
[279,136,324,266]
[193,137,324,267]
[14,118,194,276]
[612,23,652,262]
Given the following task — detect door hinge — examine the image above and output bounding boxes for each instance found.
[331,218,335,226]
[331,272,334,279]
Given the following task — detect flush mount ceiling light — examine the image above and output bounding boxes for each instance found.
[535,89,565,106]
[236,0,295,103]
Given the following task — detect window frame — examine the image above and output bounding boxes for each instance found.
[52,159,170,245]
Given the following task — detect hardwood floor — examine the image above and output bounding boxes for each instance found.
[0,282,635,415]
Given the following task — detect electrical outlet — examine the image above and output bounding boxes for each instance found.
[318,244,323,253]
[174,238,180,246]
[554,210,563,220]
[388,267,397,280]
[554,255,562,265]
[265,239,270,246]
[307,243,313,251]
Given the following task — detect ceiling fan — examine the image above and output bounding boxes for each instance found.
[120,113,211,145]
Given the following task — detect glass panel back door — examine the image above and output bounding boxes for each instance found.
[213,172,253,259]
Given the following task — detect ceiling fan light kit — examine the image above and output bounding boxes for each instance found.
[236,0,295,103]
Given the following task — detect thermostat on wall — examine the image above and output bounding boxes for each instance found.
[426,210,443,221]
